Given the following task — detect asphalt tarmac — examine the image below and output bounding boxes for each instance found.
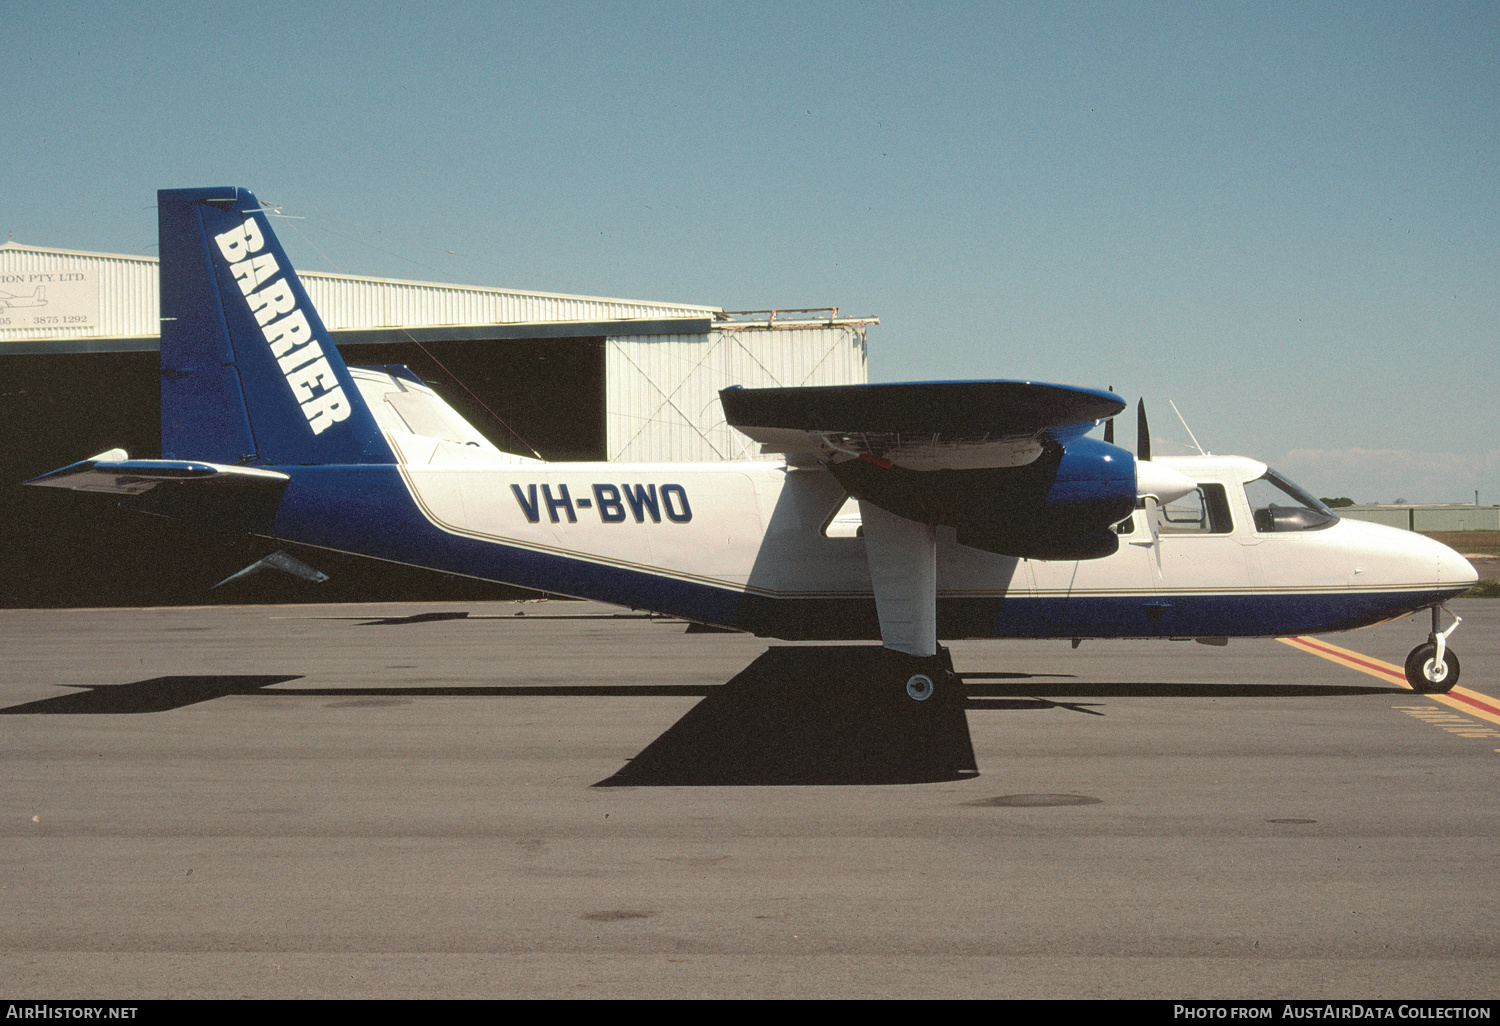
[2,599,1497,999]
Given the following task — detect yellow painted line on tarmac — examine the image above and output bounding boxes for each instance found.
[1279,636,1406,685]
[1279,635,1500,733]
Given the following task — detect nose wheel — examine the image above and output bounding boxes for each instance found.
[1405,605,1461,693]
[1405,643,1459,692]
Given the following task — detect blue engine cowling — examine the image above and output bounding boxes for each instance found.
[827,435,1137,560]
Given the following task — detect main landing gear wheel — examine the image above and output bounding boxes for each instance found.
[905,674,936,702]
[887,648,955,704]
[1405,643,1459,693]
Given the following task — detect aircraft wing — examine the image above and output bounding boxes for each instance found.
[24,449,290,495]
[721,380,1135,561]
[720,380,1124,470]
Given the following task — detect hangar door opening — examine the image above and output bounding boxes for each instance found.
[0,337,608,607]
[341,335,607,462]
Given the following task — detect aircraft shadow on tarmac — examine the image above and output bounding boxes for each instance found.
[597,647,980,786]
[965,681,1400,699]
[0,677,714,715]
[591,654,1398,787]
[294,610,667,627]
[0,675,305,715]
[0,653,1401,786]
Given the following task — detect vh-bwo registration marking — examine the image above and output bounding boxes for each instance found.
[393,464,771,590]
[510,483,693,524]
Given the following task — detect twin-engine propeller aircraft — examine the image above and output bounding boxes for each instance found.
[27,188,1478,705]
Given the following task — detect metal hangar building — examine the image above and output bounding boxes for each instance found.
[1,241,873,606]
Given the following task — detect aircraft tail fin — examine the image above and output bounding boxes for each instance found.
[157,187,391,466]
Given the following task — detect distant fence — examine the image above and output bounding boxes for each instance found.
[1338,505,1500,532]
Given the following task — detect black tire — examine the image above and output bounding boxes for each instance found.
[1405,643,1459,693]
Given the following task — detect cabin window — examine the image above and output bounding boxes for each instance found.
[1244,470,1339,532]
[1155,483,1233,535]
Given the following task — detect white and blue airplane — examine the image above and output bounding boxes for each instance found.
[26,188,1478,701]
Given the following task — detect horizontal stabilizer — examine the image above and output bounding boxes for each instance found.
[721,381,1124,470]
[24,450,290,495]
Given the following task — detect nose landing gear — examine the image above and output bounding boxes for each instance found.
[1405,605,1462,693]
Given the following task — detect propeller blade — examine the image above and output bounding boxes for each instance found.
[1104,386,1115,444]
[1137,399,1151,463]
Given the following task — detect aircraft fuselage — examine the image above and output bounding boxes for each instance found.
[258,443,1475,643]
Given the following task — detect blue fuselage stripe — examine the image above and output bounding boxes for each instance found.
[998,589,1463,638]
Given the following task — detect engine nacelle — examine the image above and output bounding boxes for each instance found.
[827,436,1137,561]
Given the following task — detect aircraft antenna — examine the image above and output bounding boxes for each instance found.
[1169,400,1208,456]
[278,211,343,274]
[403,331,547,461]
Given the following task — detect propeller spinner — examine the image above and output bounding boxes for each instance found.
[1132,397,1194,505]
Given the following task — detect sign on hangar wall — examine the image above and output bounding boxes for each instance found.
[0,264,100,330]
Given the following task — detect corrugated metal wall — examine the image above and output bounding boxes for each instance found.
[1339,506,1500,532]
[0,244,158,341]
[299,272,718,330]
[1338,507,1411,529]
[1415,507,1500,532]
[606,324,869,462]
[1,243,718,342]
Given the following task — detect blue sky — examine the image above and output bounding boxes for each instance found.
[5,2,1496,502]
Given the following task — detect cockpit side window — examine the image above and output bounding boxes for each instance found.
[1155,483,1233,535]
[1244,469,1339,533]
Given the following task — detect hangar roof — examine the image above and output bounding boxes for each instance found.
[0,241,725,354]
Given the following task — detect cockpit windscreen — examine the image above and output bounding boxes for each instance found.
[1244,469,1339,532]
